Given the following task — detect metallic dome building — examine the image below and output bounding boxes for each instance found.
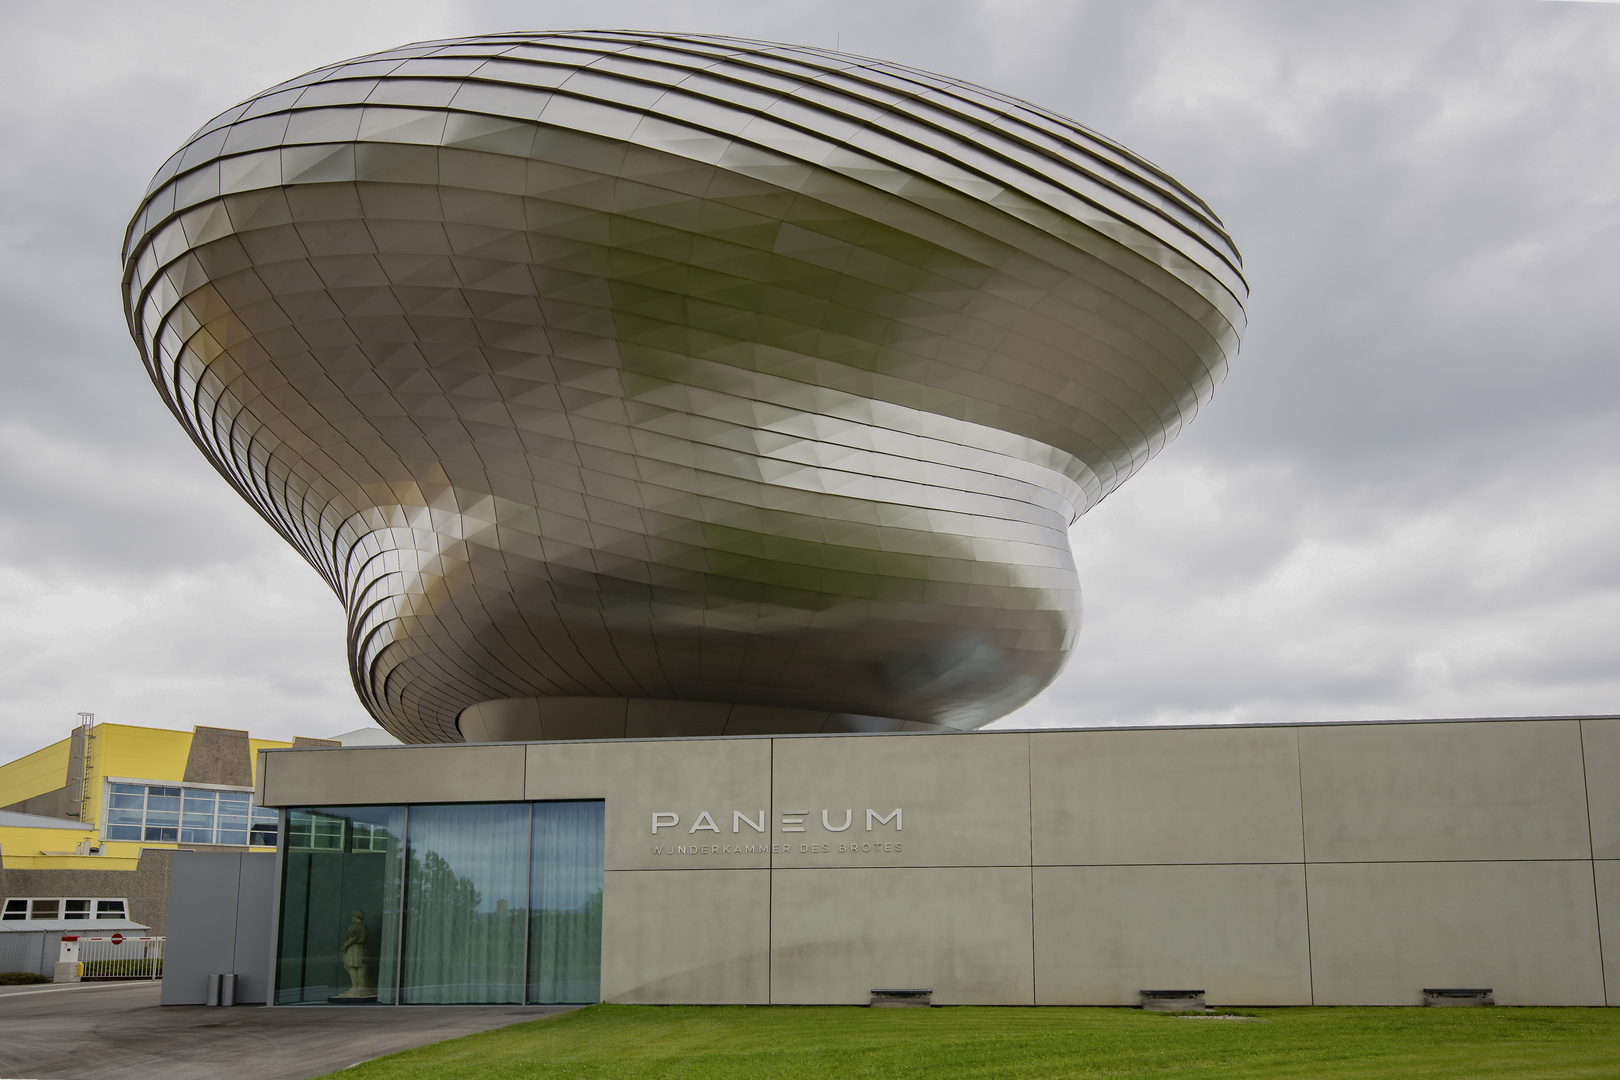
[121,31,1245,744]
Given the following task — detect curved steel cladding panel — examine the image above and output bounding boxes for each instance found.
[121,31,1246,744]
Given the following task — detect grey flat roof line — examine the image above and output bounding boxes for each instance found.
[255,712,1620,753]
[0,809,94,830]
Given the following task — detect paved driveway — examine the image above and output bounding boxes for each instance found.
[0,980,574,1079]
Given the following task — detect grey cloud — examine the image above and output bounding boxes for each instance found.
[1,0,1615,756]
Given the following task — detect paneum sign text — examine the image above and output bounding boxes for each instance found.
[648,808,903,858]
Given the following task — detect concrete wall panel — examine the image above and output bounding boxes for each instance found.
[769,866,1034,1004]
[259,745,525,808]
[1031,728,1303,866]
[527,739,772,871]
[600,869,769,1004]
[252,719,1615,1007]
[1032,864,1311,1005]
[1583,720,1620,861]
[1306,861,1605,1005]
[1594,860,1619,1006]
[771,734,1030,869]
[1299,721,1591,862]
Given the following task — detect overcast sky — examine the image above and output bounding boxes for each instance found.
[1,0,1616,759]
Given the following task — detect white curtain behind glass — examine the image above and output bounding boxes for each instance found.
[529,800,605,1003]
[401,803,528,1003]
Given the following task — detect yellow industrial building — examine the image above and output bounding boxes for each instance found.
[0,722,335,932]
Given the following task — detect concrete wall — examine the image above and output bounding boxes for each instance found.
[1,727,86,821]
[1,786,76,820]
[259,716,1619,1006]
[0,848,176,934]
[182,728,253,787]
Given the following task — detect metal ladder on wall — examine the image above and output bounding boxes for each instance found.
[75,712,95,824]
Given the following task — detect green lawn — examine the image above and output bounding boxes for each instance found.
[320,1004,1620,1079]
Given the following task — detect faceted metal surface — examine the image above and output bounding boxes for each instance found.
[121,31,1246,744]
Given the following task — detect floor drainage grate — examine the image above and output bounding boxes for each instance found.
[1424,988,1493,1007]
[1140,990,1206,1012]
[870,988,933,1008]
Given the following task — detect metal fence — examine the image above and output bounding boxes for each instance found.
[0,930,58,978]
[60,935,164,980]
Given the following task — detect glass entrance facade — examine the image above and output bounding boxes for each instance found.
[275,801,603,1004]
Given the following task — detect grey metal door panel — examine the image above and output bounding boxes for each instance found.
[231,854,275,1004]
[160,852,242,1005]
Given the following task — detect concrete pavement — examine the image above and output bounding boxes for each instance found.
[0,980,575,1079]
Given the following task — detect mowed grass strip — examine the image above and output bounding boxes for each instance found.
[319,1003,1620,1079]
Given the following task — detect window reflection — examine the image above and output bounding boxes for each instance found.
[104,781,277,847]
[275,801,604,1005]
[277,806,405,1004]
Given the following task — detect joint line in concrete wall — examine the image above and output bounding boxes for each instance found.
[1579,721,1608,1006]
[1027,734,1037,1006]
[1295,728,1316,1007]
[768,737,774,1006]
